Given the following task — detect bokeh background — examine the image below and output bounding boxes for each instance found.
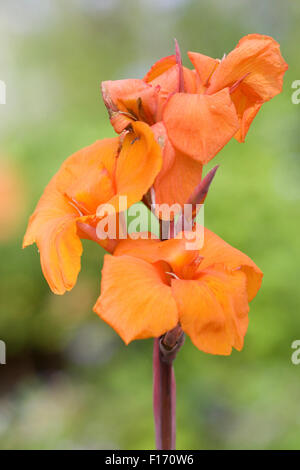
[0,0,299,450]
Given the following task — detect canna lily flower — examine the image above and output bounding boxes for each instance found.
[23,122,162,295]
[164,34,288,160]
[101,34,287,206]
[94,228,263,355]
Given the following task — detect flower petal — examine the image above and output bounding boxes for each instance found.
[151,122,203,208]
[230,87,262,142]
[199,228,263,301]
[58,138,119,215]
[163,89,239,163]
[207,34,288,102]
[172,266,249,355]
[188,51,219,86]
[23,138,120,294]
[155,149,203,208]
[23,189,82,295]
[207,34,288,140]
[94,254,178,344]
[111,121,162,210]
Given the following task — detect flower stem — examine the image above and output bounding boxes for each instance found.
[153,327,184,450]
[153,216,184,449]
[153,338,176,450]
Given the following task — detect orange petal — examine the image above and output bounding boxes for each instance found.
[23,138,120,294]
[66,163,115,215]
[151,122,175,174]
[163,89,239,163]
[207,34,288,140]
[230,87,262,142]
[188,51,219,86]
[94,254,178,344]
[208,34,288,101]
[102,79,158,132]
[155,147,203,209]
[144,55,177,83]
[109,112,134,134]
[151,122,203,208]
[172,266,249,355]
[111,121,162,210]
[23,189,82,295]
[114,237,160,258]
[61,138,119,215]
[199,228,263,301]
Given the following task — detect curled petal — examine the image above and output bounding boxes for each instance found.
[109,112,134,134]
[23,190,83,295]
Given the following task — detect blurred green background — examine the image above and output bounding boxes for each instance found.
[0,0,299,450]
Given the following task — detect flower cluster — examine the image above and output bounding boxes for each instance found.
[24,34,287,355]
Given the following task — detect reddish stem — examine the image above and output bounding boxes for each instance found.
[153,338,176,450]
[153,215,184,450]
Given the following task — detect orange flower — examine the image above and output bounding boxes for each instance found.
[102,34,287,206]
[94,228,263,355]
[164,34,288,159]
[23,122,162,295]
